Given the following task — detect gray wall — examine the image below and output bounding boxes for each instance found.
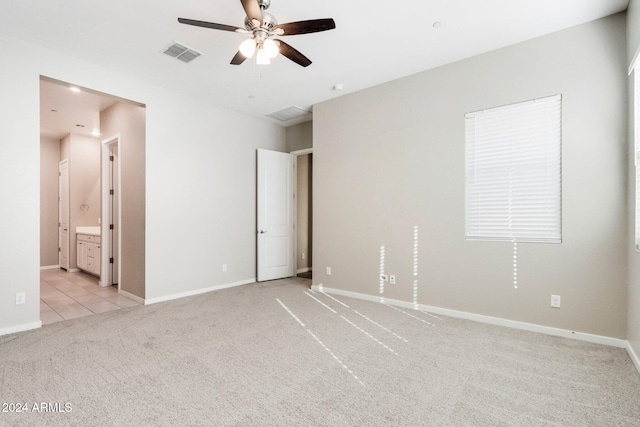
[313,14,628,338]
[70,134,101,228]
[40,136,60,267]
[286,121,312,152]
[144,96,285,300]
[101,102,146,299]
[627,0,640,362]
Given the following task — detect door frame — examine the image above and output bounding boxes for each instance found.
[101,134,121,289]
[58,159,70,270]
[290,148,313,276]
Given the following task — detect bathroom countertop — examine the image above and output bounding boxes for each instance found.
[76,226,101,236]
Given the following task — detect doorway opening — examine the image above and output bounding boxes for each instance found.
[255,148,313,282]
[39,76,146,325]
[292,149,313,280]
[58,159,69,270]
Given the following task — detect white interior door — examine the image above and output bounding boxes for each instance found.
[101,136,120,287]
[58,160,69,270]
[257,149,294,282]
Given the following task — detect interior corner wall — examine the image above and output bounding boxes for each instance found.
[100,102,146,299]
[40,136,60,267]
[627,0,640,361]
[286,121,313,152]
[313,13,628,338]
[0,31,285,334]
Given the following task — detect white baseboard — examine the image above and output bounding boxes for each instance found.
[118,289,145,305]
[40,265,60,270]
[0,321,42,337]
[144,278,257,305]
[312,284,627,349]
[628,342,640,374]
[297,268,311,274]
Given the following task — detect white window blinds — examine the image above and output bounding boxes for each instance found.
[465,94,562,243]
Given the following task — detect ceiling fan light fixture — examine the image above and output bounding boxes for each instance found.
[256,48,271,65]
[178,0,336,67]
[263,38,279,59]
[239,38,257,58]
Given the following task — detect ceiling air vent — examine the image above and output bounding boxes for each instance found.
[163,42,201,63]
[266,106,310,122]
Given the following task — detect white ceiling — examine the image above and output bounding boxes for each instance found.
[1,0,629,132]
[40,78,119,140]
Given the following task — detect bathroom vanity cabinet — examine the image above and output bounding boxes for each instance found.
[77,232,101,277]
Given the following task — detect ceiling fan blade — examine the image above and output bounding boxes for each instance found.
[274,18,335,36]
[178,18,245,33]
[240,0,263,27]
[230,51,247,65]
[276,40,312,67]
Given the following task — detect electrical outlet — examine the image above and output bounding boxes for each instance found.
[222,264,227,272]
[390,275,396,285]
[326,267,332,276]
[15,292,25,305]
[301,252,305,260]
[551,295,561,308]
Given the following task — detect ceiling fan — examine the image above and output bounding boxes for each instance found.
[178,0,336,67]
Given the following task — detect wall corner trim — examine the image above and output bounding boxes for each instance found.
[627,341,640,374]
[0,321,42,337]
[118,289,145,305]
[311,284,627,349]
[143,278,257,305]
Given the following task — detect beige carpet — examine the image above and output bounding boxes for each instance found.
[0,277,638,426]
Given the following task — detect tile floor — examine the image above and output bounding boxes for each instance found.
[40,269,141,325]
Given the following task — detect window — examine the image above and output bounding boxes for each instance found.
[465,94,562,243]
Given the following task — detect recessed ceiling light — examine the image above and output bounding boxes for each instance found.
[248,95,255,99]
[75,124,85,128]
[70,86,81,93]
[432,21,443,29]
[50,109,58,113]
[333,84,344,91]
